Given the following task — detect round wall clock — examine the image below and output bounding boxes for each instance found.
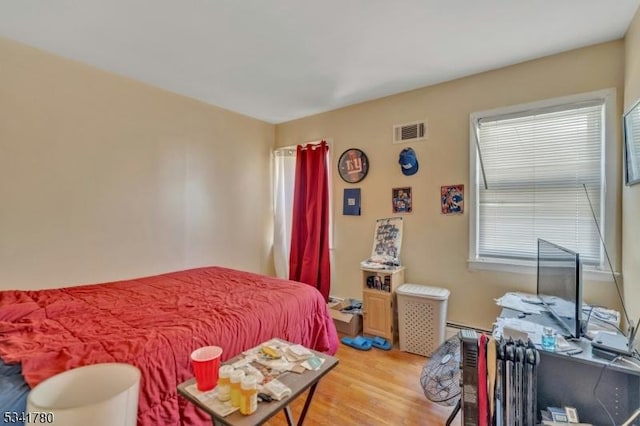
[338,148,369,183]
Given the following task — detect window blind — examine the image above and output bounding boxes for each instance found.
[476,101,604,265]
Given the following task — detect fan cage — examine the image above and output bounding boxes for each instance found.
[420,337,461,406]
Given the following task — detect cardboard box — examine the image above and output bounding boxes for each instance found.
[328,301,362,336]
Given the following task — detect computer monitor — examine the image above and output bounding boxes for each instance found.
[536,239,583,339]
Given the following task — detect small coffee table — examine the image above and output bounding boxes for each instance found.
[177,343,338,426]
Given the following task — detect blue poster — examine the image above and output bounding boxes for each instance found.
[343,188,361,216]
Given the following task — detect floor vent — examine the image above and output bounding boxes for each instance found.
[393,120,427,144]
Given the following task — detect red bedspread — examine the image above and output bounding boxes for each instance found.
[0,266,338,425]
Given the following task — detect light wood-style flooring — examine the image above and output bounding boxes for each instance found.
[265,341,459,426]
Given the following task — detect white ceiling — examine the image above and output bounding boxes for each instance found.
[1,1,639,124]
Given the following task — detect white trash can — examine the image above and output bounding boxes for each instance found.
[27,363,140,426]
[397,283,450,357]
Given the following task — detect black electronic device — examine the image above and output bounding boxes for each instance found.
[591,332,633,359]
[459,329,479,426]
[536,239,583,339]
[582,184,637,359]
[257,392,273,402]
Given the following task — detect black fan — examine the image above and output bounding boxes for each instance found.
[420,336,461,424]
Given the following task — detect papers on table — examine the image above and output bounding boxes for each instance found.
[263,379,292,401]
[240,338,303,372]
[493,317,575,352]
[494,317,550,345]
[236,338,325,400]
[185,384,239,417]
[185,338,326,415]
[495,292,622,336]
[543,296,576,318]
[242,338,289,356]
[283,344,314,362]
[585,306,621,334]
[495,292,546,314]
[301,356,325,371]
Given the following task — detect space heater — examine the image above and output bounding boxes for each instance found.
[459,329,541,426]
[460,329,479,425]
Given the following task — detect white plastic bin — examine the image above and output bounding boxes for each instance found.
[397,283,450,357]
[27,363,140,426]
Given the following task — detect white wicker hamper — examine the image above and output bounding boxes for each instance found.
[397,283,450,357]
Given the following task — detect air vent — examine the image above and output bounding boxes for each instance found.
[393,120,427,144]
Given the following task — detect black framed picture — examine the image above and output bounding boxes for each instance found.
[338,148,369,183]
[392,187,412,214]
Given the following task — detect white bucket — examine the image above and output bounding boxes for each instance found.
[27,363,140,426]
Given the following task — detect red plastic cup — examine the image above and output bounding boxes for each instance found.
[190,346,223,391]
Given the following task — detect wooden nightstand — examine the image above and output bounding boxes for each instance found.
[361,266,405,343]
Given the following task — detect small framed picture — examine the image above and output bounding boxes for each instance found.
[565,407,579,423]
[392,187,412,214]
[441,184,464,215]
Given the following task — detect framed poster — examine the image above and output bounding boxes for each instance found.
[343,188,361,215]
[371,217,403,260]
[392,187,412,214]
[338,148,369,183]
[441,184,464,214]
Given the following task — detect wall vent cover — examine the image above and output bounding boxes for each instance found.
[393,120,427,144]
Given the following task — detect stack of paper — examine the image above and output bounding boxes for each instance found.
[263,379,292,401]
[283,344,313,362]
[185,384,238,417]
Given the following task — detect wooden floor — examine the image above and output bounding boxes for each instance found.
[264,341,459,426]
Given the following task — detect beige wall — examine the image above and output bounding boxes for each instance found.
[0,34,630,330]
[0,37,275,290]
[624,9,640,333]
[276,41,625,329]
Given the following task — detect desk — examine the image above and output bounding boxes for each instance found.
[178,346,338,426]
[499,307,640,424]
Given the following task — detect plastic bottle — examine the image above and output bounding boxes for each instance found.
[542,327,556,351]
[217,365,234,402]
[239,375,258,415]
[230,370,245,407]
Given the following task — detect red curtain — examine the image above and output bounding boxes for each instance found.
[289,141,331,301]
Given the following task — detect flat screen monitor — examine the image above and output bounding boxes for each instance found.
[536,238,583,339]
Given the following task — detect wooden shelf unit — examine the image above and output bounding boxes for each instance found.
[361,266,405,343]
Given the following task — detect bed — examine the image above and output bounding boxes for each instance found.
[0,266,339,425]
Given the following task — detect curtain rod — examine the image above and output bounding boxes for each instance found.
[274,148,296,156]
[298,140,327,151]
[274,140,327,156]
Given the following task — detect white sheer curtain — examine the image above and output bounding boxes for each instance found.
[273,148,297,278]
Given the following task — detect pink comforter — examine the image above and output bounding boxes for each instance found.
[0,266,338,425]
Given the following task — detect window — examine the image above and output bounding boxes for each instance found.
[469,89,618,275]
[272,141,333,279]
[273,147,297,279]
